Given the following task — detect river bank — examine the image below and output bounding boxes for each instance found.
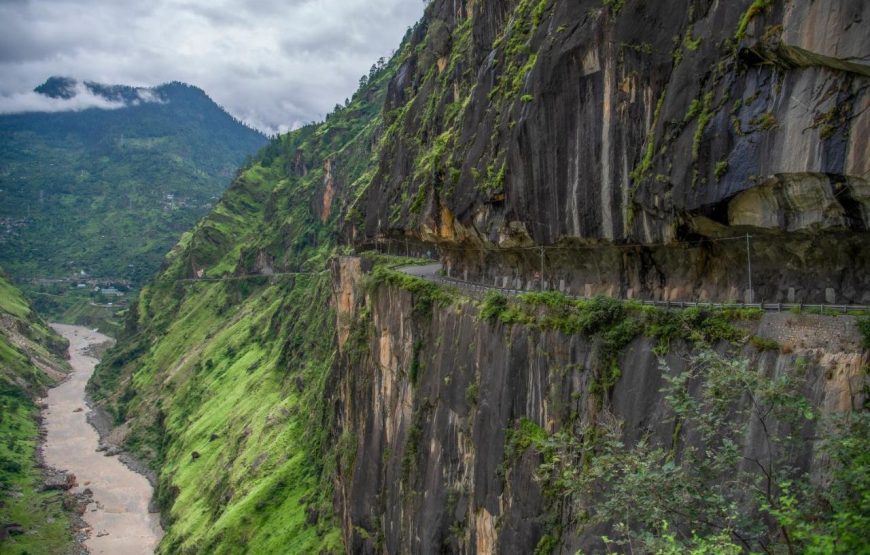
[42,324,163,554]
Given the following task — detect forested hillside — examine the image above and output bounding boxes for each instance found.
[0,77,266,327]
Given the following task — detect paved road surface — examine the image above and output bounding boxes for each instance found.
[394,263,869,313]
[396,263,442,279]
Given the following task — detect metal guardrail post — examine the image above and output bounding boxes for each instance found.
[746,233,753,304]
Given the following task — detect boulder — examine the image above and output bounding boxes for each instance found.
[43,471,75,491]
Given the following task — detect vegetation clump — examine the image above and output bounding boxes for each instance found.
[750,335,780,351]
[692,92,716,160]
[857,317,870,349]
[528,349,864,553]
[735,0,770,42]
[480,290,509,323]
[750,112,778,131]
[479,291,753,355]
[365,266,456,318]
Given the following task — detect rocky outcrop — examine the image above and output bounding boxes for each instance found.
[320,159,337,223]
[350,0,870,303]
[334,256,364,350]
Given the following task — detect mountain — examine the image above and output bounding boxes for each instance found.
[353,0,869,305]
[90,1,869,554]
[0,270,77,552]
[0,77,267,327]
[88,50,400,553]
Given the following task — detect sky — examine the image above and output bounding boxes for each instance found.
[0,0,426,134]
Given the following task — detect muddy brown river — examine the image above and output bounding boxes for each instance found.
[43,324,163,554]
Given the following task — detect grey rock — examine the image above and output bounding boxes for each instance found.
[352,0,870,304]
[43,471,75,491]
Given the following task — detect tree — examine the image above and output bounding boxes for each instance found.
[531,349,861,553]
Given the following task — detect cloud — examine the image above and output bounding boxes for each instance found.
[0,81,127,113]
[133,88,165,105]
[0,79,168,114]
[0,0,426,133]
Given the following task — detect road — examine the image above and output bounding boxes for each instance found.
[396,263,441,279]
[394,263,869,314]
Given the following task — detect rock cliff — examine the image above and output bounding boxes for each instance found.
[331,257,868,553]
[352,0,869,303]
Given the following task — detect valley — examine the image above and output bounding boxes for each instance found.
[2,0,868,554]
[0,78,267,331]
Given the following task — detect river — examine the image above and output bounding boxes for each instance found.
[43,324,163,554]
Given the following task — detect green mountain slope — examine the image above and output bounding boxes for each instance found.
[0,77,267,325]
[0,271,77,553]
[89,48,405,554]
[89,1,869,554]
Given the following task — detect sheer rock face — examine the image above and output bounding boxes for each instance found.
[352,0,870,303]
[331,261,868,554]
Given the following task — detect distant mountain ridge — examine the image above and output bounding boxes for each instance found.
[0,76,267,325]
[32,76,253,125]
[34,75,170,106]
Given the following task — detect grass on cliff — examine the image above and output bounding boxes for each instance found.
[0,273,76,554]
[478,290,758,350]
[364,266,457,318]
[85,40,411,553]
[477,290,763,397]
[0,384,77,555]
[94,274,342,555]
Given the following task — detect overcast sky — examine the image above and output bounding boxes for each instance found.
[0,0,426,134]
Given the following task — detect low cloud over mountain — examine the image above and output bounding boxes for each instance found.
[0,0,424,133]
[0,77,166,114]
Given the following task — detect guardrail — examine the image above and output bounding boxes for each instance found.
[431,276,869,314]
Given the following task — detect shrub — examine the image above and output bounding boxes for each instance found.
[751,335,780,352]
[858,317,870,349]
[465,382,479,406]
[480,290,509,323]
[750,112,778,131]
